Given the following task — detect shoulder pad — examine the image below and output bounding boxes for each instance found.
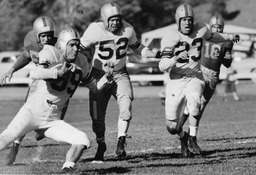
[39,45,62,65]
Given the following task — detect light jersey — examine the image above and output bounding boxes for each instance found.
[23,31,57,64]
[161,22,213,76]
[201,40,233,72]
[29,45,92,108]
[80,21,139,71]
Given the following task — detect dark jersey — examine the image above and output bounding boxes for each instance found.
[22,31,57,65]
[201,40,233,72]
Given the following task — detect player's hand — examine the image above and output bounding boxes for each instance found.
[0,70,14,86]
[57,62,72,79]
[230,34,240,43]
[175,50,189,62]
[155,50,162,59]
[102,60,114,78]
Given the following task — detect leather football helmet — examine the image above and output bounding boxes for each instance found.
[33,16,55,43]
[57,27,80,55]
[209,15,225,33]
[101,2,122,28]
[175,4,194,29]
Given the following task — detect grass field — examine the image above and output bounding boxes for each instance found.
[0,81,256,174]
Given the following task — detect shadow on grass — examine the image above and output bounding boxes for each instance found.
[78,144,256,174]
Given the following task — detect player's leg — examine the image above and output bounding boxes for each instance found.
[0,105,35,152]
[186,77,205,155]
[5,135,26,165]
[89,87,112,162]
[6,81,39,165]
[43,120,90,172]
[165,79,190,157]
[115,74,133,159]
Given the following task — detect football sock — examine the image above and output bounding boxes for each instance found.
[62,161,75,169]
[189,126,198,136]
[177,130,184,138]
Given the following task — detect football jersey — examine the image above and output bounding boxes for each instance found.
[80,20,139,71]
[201,40,233,72]
[23,31,57,64]
[160,22,213,76]
[29,45,92,108]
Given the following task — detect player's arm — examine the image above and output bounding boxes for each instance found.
[131,41,161,59]
[81,72,112,93]
[30,46,71,80]
[0,51,32,85]
[80,23,98,49]
[206,31,240,43]
[159,32,184,72]
[221,41,234,68]
[81,61,114,92]
[129,29,161,59]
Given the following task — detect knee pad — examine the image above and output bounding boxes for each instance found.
[166,120,178,135]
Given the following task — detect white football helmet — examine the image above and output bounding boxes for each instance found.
[175,4,194,29]
[101,2,122,28]
[57,27,80,55]
[33,16,55,42]
[209,15,225,33]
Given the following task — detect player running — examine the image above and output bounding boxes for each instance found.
[0,16,59,165]
[179,15,235,155]
[159,4,239,158]
[0,27,113,173]
[80,2,161,162]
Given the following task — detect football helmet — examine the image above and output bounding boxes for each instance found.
[57,27,80,55]
[101,2,122,28]
[175,4,194,29]
[33,16,55,42]
[209,15,225,33]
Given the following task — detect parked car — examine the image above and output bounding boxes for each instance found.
[0,51,34,85]
[126,51,164,86]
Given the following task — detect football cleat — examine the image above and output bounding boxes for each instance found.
[116,136,126,159]
[179,132,191,158]
[6,142,20,165]
[35,133,45,141]
[61,166,75,174]
[188,135,203,155]
[93,142,107,162]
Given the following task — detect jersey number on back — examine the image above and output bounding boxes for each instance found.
[204,43,221,59]
[98,37,129,60]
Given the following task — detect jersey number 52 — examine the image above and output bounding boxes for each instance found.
[98,37,129,60]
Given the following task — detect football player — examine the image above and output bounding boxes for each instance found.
[0,27,113,173]
[179,15,235,155]
[0,16,59,165]
[80,2,161,162]
[159,4,239,158]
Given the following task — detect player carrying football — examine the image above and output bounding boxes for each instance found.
[80,2,161,162]
[0,16,59,165]
[0,27,113,173]
[159,3,239,157]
